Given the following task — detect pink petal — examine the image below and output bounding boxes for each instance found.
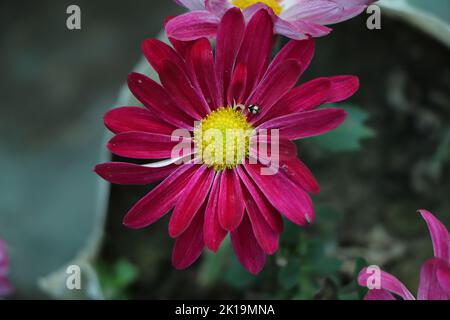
[104,107,176,135]
[236,166,283,233]
[436,263,450,293]
[325,75,360,102]
[244,163,314,226]
[128,72,194,129]
[0,277,13,297]
[142,39,187,76]
[169,166,215,238]
[420,209,450,263]
[165,11,220,41]
[247,59,303,124]
[159,59,210,119]
[236,9,274,101]
[216,8,245,102]
[205,0,232,17]
[172,202,205,270]
[204,173,228,252]
[364,289,396,300]
[217,169,245,231]
[418,258,450,300]
[123,164,198,228]
[227,63,247,105]
[281,0,341,22]
[266,38,315,79]
[175,0,205,11]
[0,240,9,276]
[243,187,280,255]
[186,38,222,110]
[280,157,320,194]
[358,267,415,300]
[94,162,177,185]
[107,132,187,160]
[258,108,347,141]
[273,19,308,40]
[231,214,266,275]
[275,18,331,39]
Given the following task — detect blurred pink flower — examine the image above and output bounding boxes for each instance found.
[167,0,377,40]
[95,9,357,274]
[358,210,450,300]
[0,239,12,298]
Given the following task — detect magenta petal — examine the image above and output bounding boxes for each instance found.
[358,267,415,300]
[107,132,185,160]
[104,107,175,135]
[244,163,314,226]
[169,166,215,238]
[436,263,450,292]
[420,209,450,263]
[364,289,396,300]
[236,10,274,100]
[142,39,187,76]
[280,157,320,194]
[204,173,228,252]
[0,240,9,276]
[217,169,245,232]
[216,8,245,101]
[159,59,210,119]
[128,73,194,129]
[259,108,347,141]
[227,63,247,105]
[325,75,360,102]
[186,38,222,110]
[418,258,450,300]
[231,214,266,275]
[95,162,176,185]
[123,164,198,228]
[247,59,303,123]
[243,187,280,255]
[172,202,205,270]
[165,11,220,41]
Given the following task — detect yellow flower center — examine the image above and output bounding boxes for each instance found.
[194,106,254,171]
[232,0,283,16]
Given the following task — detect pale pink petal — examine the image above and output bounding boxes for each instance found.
[236,166,284,233]
[281,0,341,22]
[205,0,232,17]
[172,202,205,270]
[231,214,266,275]
[204,173,228,252]
[216,8,245,103]
[169,166,215,238]
[364,289,396,300]
[418,258,450,300]
[165,11,220,41]
[275,18,331,39]
[217,169,245,232]
[104,107,176,135]
[95,162,177,185]
[273,19,308,40]
[258,108,347,141]
[358,267,415,300]
[420,209,450,263]
[175,0,205,11]
[244,163,314,226]
[123,164,198,228]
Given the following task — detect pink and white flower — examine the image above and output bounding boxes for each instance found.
[96,8,358,274]
[358,210,450,300]
[167,0,377,40]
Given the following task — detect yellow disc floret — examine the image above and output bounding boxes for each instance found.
[232,0,283,16]
[194,106,254,171]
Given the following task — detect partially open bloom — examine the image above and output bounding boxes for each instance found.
[96,8,358,274]
[167,0,377,40]
[358,210,450,300]
[0,239,12,298]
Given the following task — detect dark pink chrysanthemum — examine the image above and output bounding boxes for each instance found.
[358,210,450,300]
[167,0,377,41]
[95,8,358,274]
[0,239,12,298]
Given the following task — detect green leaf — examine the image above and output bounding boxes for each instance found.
[96,259,138,300]
[278,257,301,290]
[311,105,375,152]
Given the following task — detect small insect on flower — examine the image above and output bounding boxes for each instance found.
[248,104,260,115]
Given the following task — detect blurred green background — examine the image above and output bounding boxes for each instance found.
[0,0,449,299]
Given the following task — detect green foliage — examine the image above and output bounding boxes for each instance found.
[311,105,375,152]
[96,259,138,300]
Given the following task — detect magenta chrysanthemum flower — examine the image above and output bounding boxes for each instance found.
[0,239,12,298]
[167,0,376,40]
[95,8,359,274]
[358,210,450,300]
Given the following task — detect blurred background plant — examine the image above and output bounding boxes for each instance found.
[1,0,450,299]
